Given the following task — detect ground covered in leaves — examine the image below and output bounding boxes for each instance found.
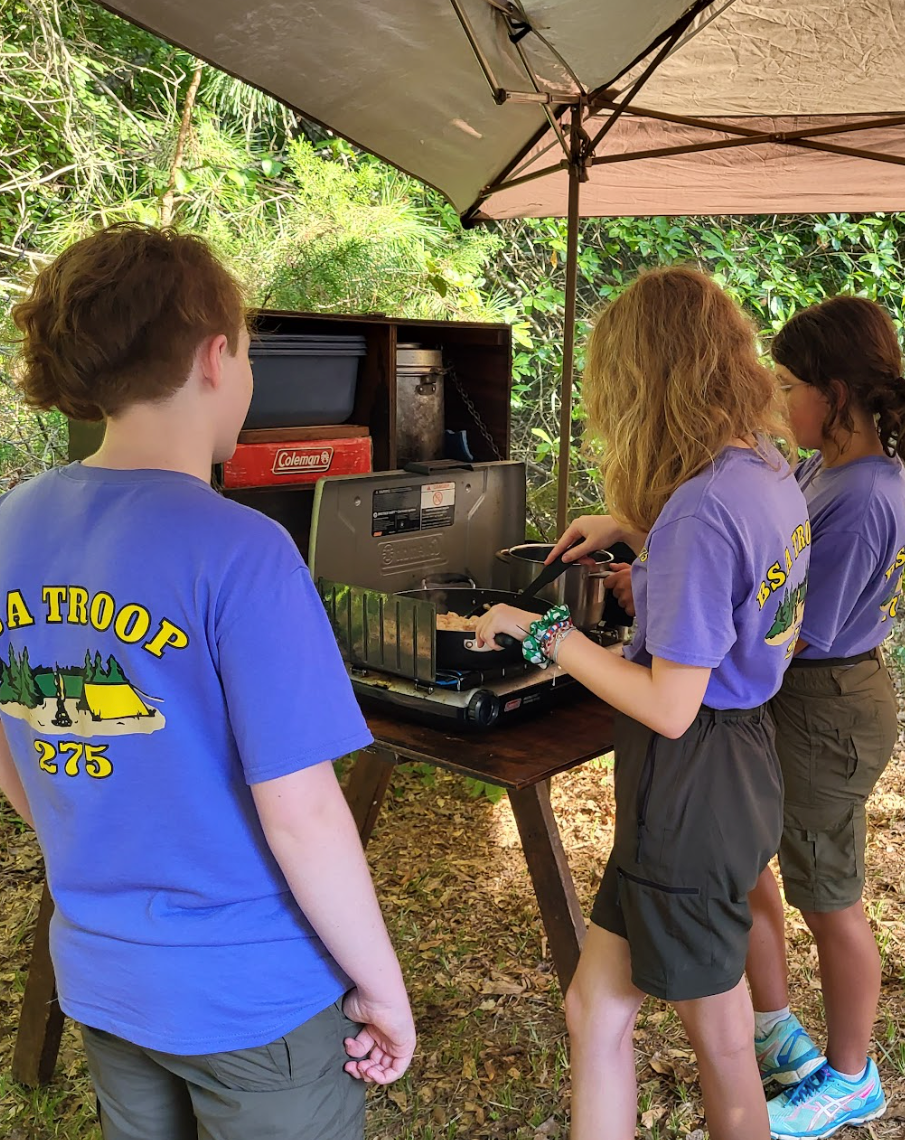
[1,727,904,1138]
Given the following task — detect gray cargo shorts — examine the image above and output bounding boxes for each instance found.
[591,705,783,1001]
[81,998,365,1140]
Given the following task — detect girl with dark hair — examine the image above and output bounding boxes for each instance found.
[748,295,905,1139]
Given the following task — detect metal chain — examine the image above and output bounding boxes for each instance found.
[447,365,551,540]
[447,367,504,461]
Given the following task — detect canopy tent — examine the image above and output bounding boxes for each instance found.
[471,0,905,222]
[96,0,905,529]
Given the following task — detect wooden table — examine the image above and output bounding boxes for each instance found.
[348,696,614,990]
[12,695,614,1087]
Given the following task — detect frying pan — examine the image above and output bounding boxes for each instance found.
[395,587,549,670]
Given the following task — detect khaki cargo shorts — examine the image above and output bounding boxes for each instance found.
[770,650,898,913]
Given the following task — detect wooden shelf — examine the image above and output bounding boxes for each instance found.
[68,311,513,556]
[253,310,512,471]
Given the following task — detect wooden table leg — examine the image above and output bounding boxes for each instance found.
[12,880,64,1087]
[508,780,586,993]
[343,748,396,848]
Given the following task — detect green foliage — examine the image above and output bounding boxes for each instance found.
[0,647,16,703]
[399,764,505,805]
[0,1,503,297]
[224,135,504,319]
[764,579,807,641]
[486,212,905,533]
[463,777,507,805]
[6,1,905,542]
[1,645,41,708]
[79,652,127,684]
[0,0,503,486]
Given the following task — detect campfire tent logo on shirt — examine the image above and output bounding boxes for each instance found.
[0,646,163,738]
[0,585,189,739]
[763,576,808,647]
[756,521,811,647]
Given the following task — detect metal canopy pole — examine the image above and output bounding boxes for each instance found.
[555,111,584,536]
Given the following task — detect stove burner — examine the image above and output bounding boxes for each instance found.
[429,659,534,691]
[353,627,621,694]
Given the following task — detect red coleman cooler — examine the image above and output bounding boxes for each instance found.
[222,432,372,489]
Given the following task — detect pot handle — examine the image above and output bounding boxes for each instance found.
[463,634,518,651]
[494,548,512,563]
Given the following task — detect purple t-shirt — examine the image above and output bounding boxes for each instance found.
[795,452,905,659]
[0,465,372,1054]
[626,446,810,709]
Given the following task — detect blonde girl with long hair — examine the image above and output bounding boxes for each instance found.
[476,267,808,1140]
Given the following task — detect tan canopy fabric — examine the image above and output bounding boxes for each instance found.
[478,112,905,218]
[97,0,905,218]
[475,0,905,219]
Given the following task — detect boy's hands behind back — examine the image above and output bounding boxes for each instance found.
[342,987,416,1084]
[251,762,416,1086]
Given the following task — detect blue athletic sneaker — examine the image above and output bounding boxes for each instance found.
[767,1060,887,1139]
[756,1013,826,1088]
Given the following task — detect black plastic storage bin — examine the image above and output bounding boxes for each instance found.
[245,334,367,428]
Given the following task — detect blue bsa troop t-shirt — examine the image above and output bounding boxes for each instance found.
[794,452,905,659]
[0,464,373,1054]
[626,445,811,709]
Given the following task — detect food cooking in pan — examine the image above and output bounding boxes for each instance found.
[435,610,479,632]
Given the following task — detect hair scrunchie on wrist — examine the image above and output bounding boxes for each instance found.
[522,605,573,668]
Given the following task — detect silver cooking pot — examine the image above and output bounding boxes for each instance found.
[495,543,614,630]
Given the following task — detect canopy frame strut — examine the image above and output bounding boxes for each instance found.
[549,3,713,532]
[589,102,905,169]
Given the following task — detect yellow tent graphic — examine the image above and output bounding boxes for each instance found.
[83,682,153,720]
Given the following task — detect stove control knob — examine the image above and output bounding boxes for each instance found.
[467,688,500,727]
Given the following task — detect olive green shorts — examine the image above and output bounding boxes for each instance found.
[591,706,783,1002]
[81,998,365,1140]
[770,650,898,913]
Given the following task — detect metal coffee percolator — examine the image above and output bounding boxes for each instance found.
[395,343,445,465]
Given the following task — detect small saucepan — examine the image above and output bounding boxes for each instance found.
[496,543,614,630]
[395,587,549,670]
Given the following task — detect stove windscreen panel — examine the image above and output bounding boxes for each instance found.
[308,462,527,592]
[319,580,436,682]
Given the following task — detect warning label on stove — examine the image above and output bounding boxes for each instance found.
[420,482,456,530]
[371,481,456,536]
[372,485,420,537]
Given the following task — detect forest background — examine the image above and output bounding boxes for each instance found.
[5,0,905,528]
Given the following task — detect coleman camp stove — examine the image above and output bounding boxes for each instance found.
[309,462,623,730]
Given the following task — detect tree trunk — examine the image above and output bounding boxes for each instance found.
[159,60,203,227]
